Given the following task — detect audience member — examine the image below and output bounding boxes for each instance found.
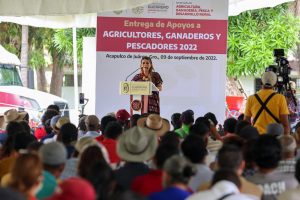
[266,123,284,137]
[115,127,158,190]
[43,117,70,143]
[100,115,117,134]
[0,187,25,200]
[277,135,297,174]
[237,125,260,141]
[0,131,36,181]
[47,177,96,200]
[181,134,213,192]
[130,114,140,128]
[278,159,300,200]
[222,117,238,138]
[235,120,251,135]
[246,135,298,199]
[78,145,108,179]
[149,155,196,200]
[132,144,179,196]
[37,142,67,199]
[40,115,60,143]
[137,114,170,137]
[170,113,182,130]
[159,131,181,148]
[82,115,100,138]
[58,123,78,158]
[217,145,262,198]
[34,109,59,140]
[96,121,123,166]
[8,153,43,200]
[187,169,255,200]
[116,109,131,131]
[175,109,194,139]
[60,137,102,180]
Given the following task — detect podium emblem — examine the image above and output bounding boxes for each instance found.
[122,83,130,94]
[131,100,142,111]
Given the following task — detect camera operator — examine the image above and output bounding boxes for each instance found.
[244,71,290,135]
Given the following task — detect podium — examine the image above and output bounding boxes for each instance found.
[120,81,159,115]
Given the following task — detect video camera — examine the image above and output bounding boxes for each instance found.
[265,49,292,94]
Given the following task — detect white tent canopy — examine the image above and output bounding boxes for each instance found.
[0,0,295,28]
[0,45,21,65]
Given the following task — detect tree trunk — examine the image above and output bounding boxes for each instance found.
[50,51,64,97]
[20,25,29,87]
[36,67,47,92]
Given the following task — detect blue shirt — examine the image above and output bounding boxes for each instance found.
[149,187,191,200]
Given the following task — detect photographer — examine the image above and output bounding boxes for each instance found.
[244,71,290,134]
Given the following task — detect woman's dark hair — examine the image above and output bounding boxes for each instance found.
[1,122,25,158]
[78,146,107,178]
[41,109,59,125]
[234,120,250,135]
[58,123,78,145]
[85,161,117,200]
[160,131,180,147]
[155,144,179,169]
[181,134,207,163]
[47,104,60,113]
[18,121,31,135]
[130,114,140,128]
[104,121,123,139]
[100,116,117,132]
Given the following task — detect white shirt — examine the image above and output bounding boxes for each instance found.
[187,181,258,200]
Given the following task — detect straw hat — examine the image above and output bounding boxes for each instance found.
[117,126,158,162]
[54,116,70,131]
[0,109,27,129]
[137,114,170,136]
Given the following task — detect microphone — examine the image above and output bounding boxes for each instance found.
[125,67,140,81]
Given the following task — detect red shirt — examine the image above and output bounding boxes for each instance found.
[95,136,120,164]
[34,126,47,140]
[131,169,163,196]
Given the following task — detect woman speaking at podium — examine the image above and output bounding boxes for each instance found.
[132,56,163,114]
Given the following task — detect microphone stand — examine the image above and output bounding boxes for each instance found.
[125,68,140,81]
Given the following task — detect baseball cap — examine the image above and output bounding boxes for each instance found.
[39,142,67,165]
[47,177,95,200]
[262,71,277,87]
[116,109,131,121]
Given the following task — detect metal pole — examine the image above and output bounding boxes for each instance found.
[73,27,79,120]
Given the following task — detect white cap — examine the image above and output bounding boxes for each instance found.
[262,71,277,87]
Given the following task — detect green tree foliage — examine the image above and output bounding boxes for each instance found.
[227,4,300,77]
[0,23,21,56]
[53,28,96,65]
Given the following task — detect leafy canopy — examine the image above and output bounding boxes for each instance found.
[227,4,300,77]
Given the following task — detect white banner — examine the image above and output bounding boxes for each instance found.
[95,0,228,122]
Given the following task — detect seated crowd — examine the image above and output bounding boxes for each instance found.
[0,105,300,200]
